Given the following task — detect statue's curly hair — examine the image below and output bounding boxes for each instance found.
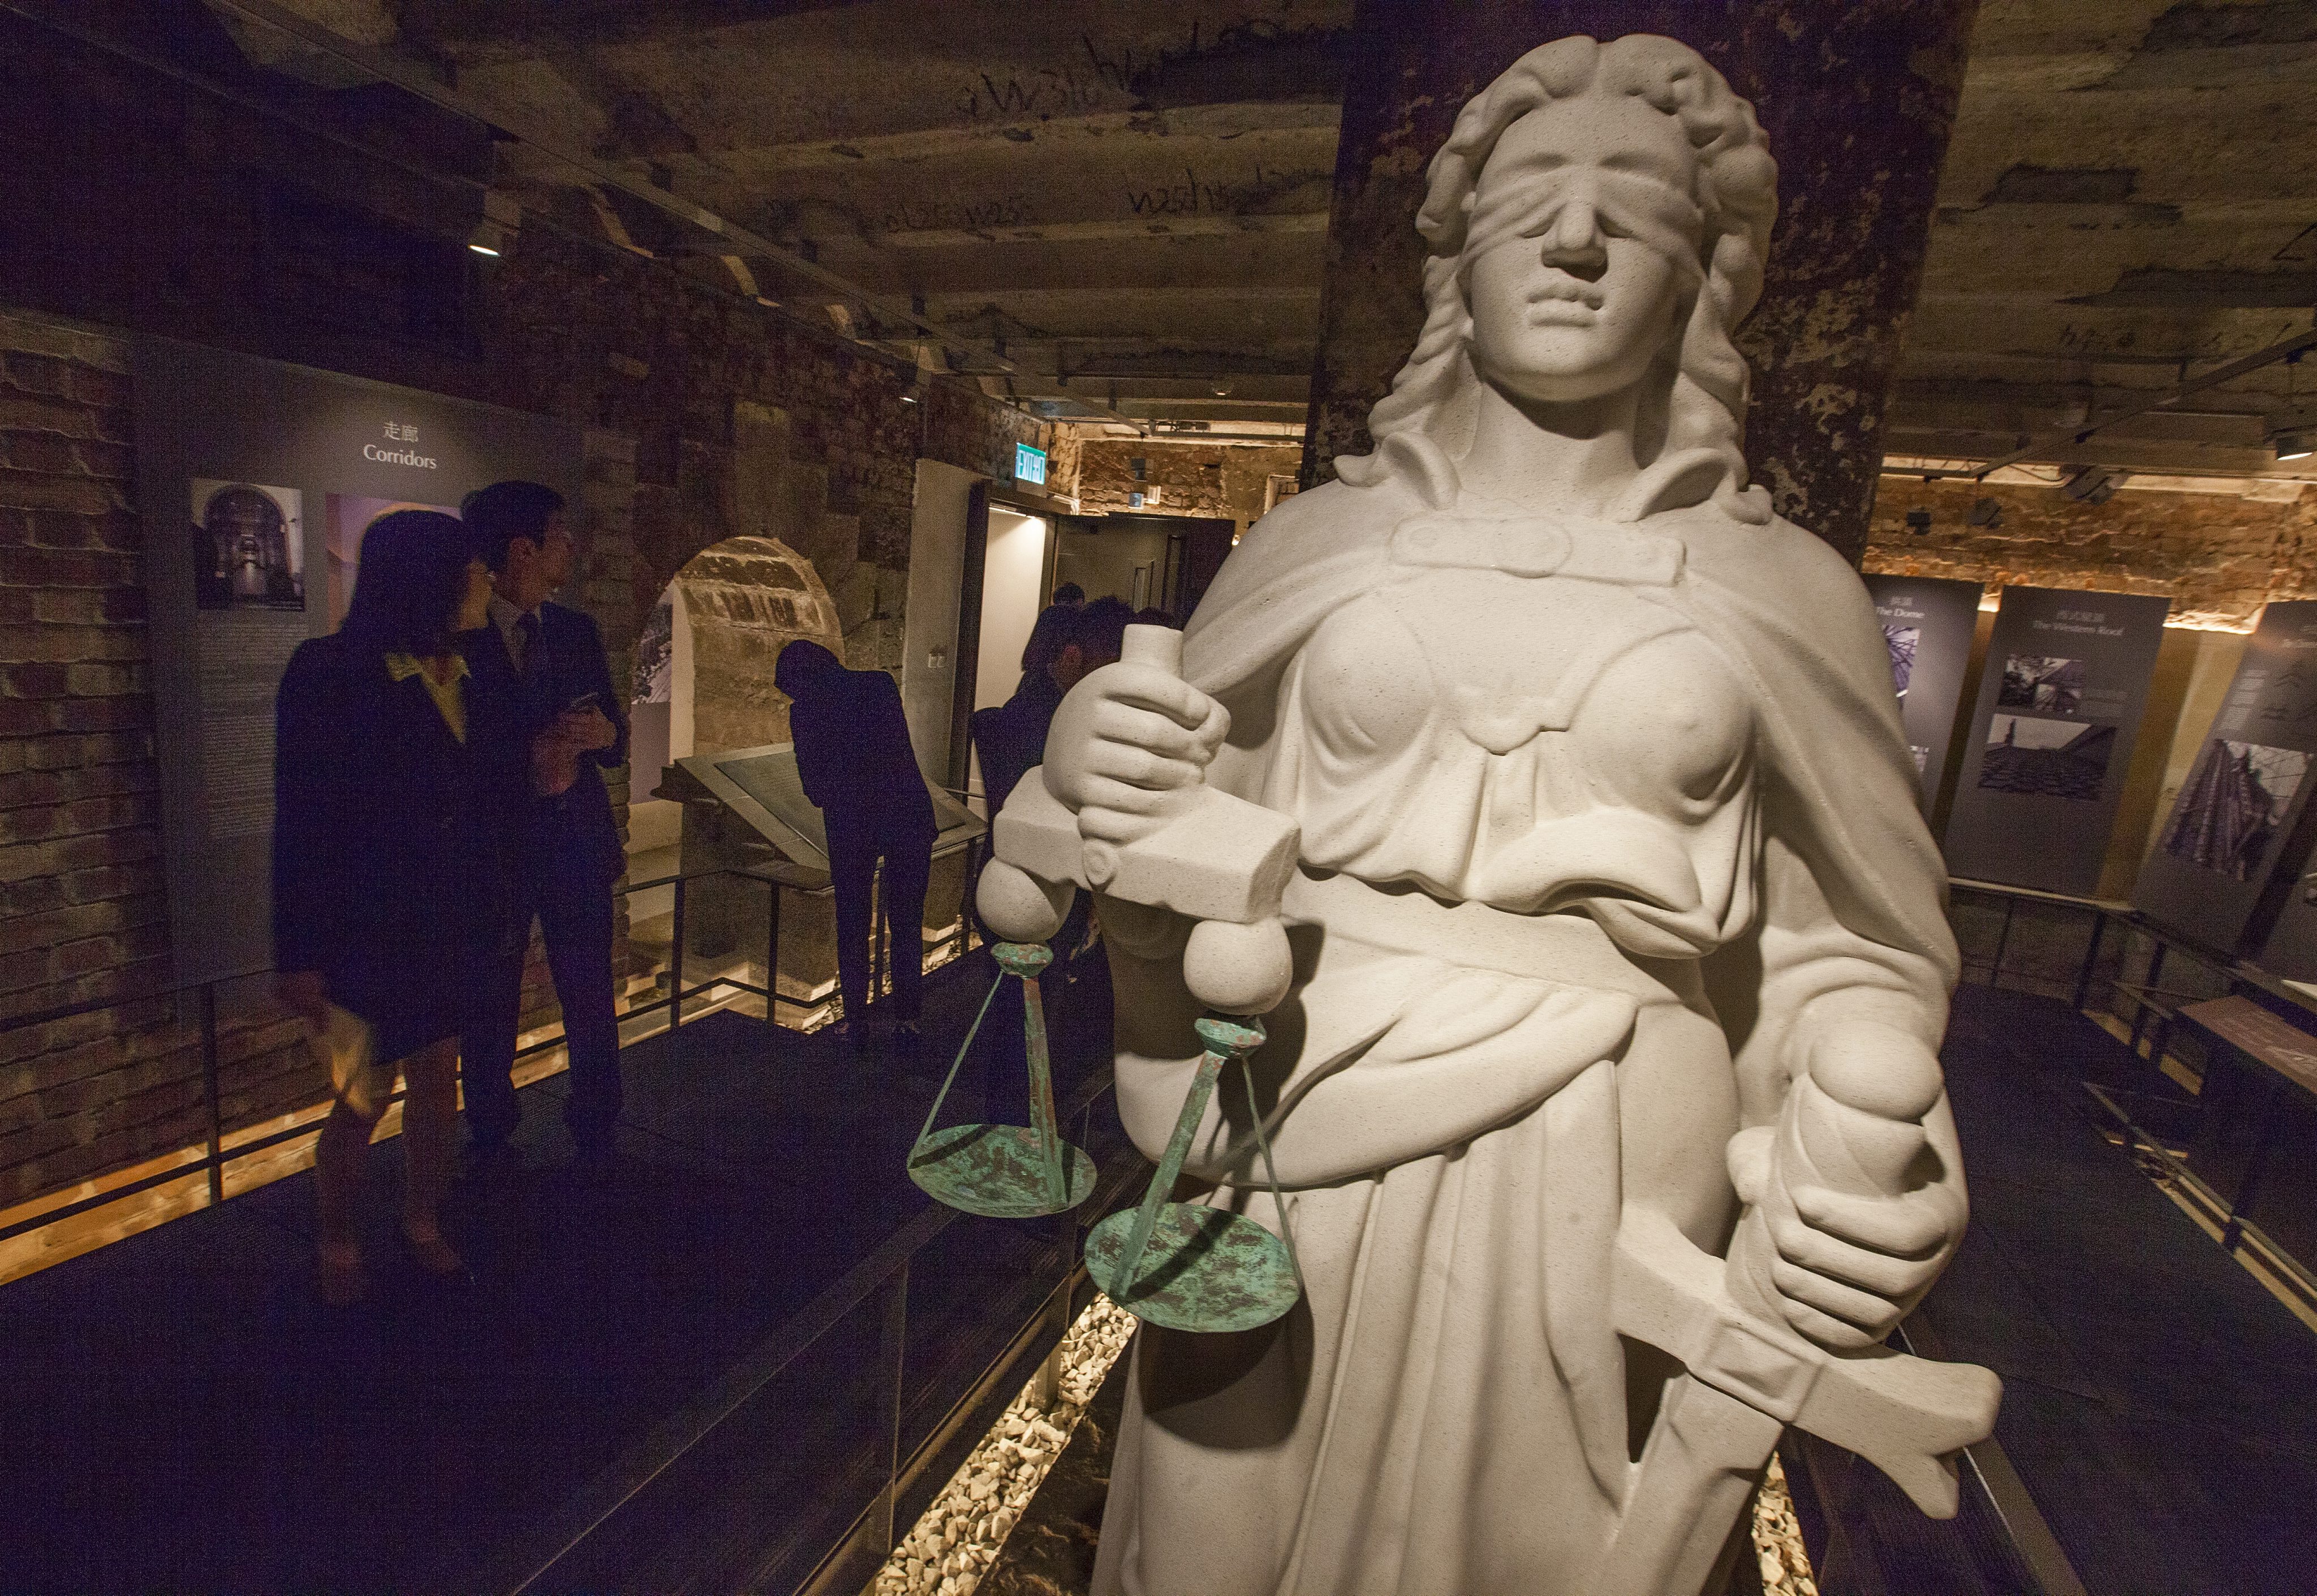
[1336,34,1779,523]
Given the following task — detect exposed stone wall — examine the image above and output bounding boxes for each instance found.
[0,19,1055,1209]
[675,536,844,754]
[1862,478,2317,631]
[492,233,1050,683]
[1073,441,1302,537]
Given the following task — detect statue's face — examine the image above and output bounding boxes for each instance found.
[1463,94,1699,407]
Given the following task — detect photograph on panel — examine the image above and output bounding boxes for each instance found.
[1997,654,2085,715]
[1978,714,2115,800]
[192,480,303,611]
[1883,622,1919,701]
[2160,738,2311,880]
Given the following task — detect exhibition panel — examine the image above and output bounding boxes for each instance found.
[2137,600,2317,956]
[131,338,583,988]
[1944,587,2173,897]
[1864,573,1984,815]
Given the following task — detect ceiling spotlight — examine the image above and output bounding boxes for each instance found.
[2277,430,2314,462]
[467,221,505,257]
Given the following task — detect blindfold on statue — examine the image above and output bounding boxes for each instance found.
[1459,162,1709,274]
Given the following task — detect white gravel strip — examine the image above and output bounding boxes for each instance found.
[1754,1452,1821,1594]
[869,1292,1820,1596]
[870,1294,1137,1596]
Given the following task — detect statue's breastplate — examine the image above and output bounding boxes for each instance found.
[1267,514,1760,957]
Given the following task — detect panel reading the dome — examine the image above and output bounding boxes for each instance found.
[1863,575,1982,814]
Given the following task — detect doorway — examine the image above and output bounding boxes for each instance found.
[972,504,1053,718]
[1050,514,1234,624]
[955,501,1054,809]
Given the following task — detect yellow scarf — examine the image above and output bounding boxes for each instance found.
[384,652,469,743]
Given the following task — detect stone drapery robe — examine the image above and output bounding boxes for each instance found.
[1088,461,1957,1596]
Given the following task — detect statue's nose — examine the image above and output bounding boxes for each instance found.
[1539,194,1608,278]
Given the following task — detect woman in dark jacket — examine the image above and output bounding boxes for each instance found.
[273,510,518,1303]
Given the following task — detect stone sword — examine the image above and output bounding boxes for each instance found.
[1594,1037,2002,1596]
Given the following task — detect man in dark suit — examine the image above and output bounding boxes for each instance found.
[458,480,628,1161]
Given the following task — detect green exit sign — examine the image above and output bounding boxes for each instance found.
[1014,442,1047,485]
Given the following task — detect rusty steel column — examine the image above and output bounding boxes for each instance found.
[1302,0,1981,566]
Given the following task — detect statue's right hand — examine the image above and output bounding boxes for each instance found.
[1041,658,1229,845]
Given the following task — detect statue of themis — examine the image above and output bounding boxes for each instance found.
[979,33,1997,1596]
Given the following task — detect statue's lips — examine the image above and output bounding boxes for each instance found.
[1522,273,1608,318]
[1522,297,1605,325]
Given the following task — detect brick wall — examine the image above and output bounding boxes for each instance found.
[1073,440,1302,536]
[0,309,330,1207]
[1862,477,2316,631]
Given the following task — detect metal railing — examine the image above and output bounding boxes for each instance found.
[483,1063,1129,1596]
[1946,875,2317,1312]
[0,860,963,1249]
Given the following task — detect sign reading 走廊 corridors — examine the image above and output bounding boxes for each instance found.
[132,335,584,987]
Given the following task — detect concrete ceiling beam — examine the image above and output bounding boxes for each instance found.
[1906,323,2317,480]
[437,0,1353,150]
[199,0,1156,430]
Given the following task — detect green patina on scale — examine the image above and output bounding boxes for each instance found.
[1087,1015,1302,1334]
[908,945,1304,1334]
[906,942,1095,1219]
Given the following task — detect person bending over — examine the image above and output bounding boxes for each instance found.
[777,641,937,1048]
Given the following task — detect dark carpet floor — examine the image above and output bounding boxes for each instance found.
[1917,983,2317,1596]
[6,969,2309,1595]
[0,947,1125,1595]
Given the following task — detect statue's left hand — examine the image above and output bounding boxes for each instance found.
[1728,1033,1968,1352]
[1763,1166,1964,1350]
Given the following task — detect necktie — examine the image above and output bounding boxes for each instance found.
[515,611,539,675]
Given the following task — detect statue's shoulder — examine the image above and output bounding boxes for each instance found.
[1209,476,1402,594]
[1185,476,1407,670]
[1672,504,1875,617]
[1241,475,1402,548]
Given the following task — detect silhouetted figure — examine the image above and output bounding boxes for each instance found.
[975,595,1132,819]
[458,481,628,1163]
[1018,581,1087,677]
[778,641,937,1043]
[273,510,519,1303]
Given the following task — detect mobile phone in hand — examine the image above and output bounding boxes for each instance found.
[565,691,600,715]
